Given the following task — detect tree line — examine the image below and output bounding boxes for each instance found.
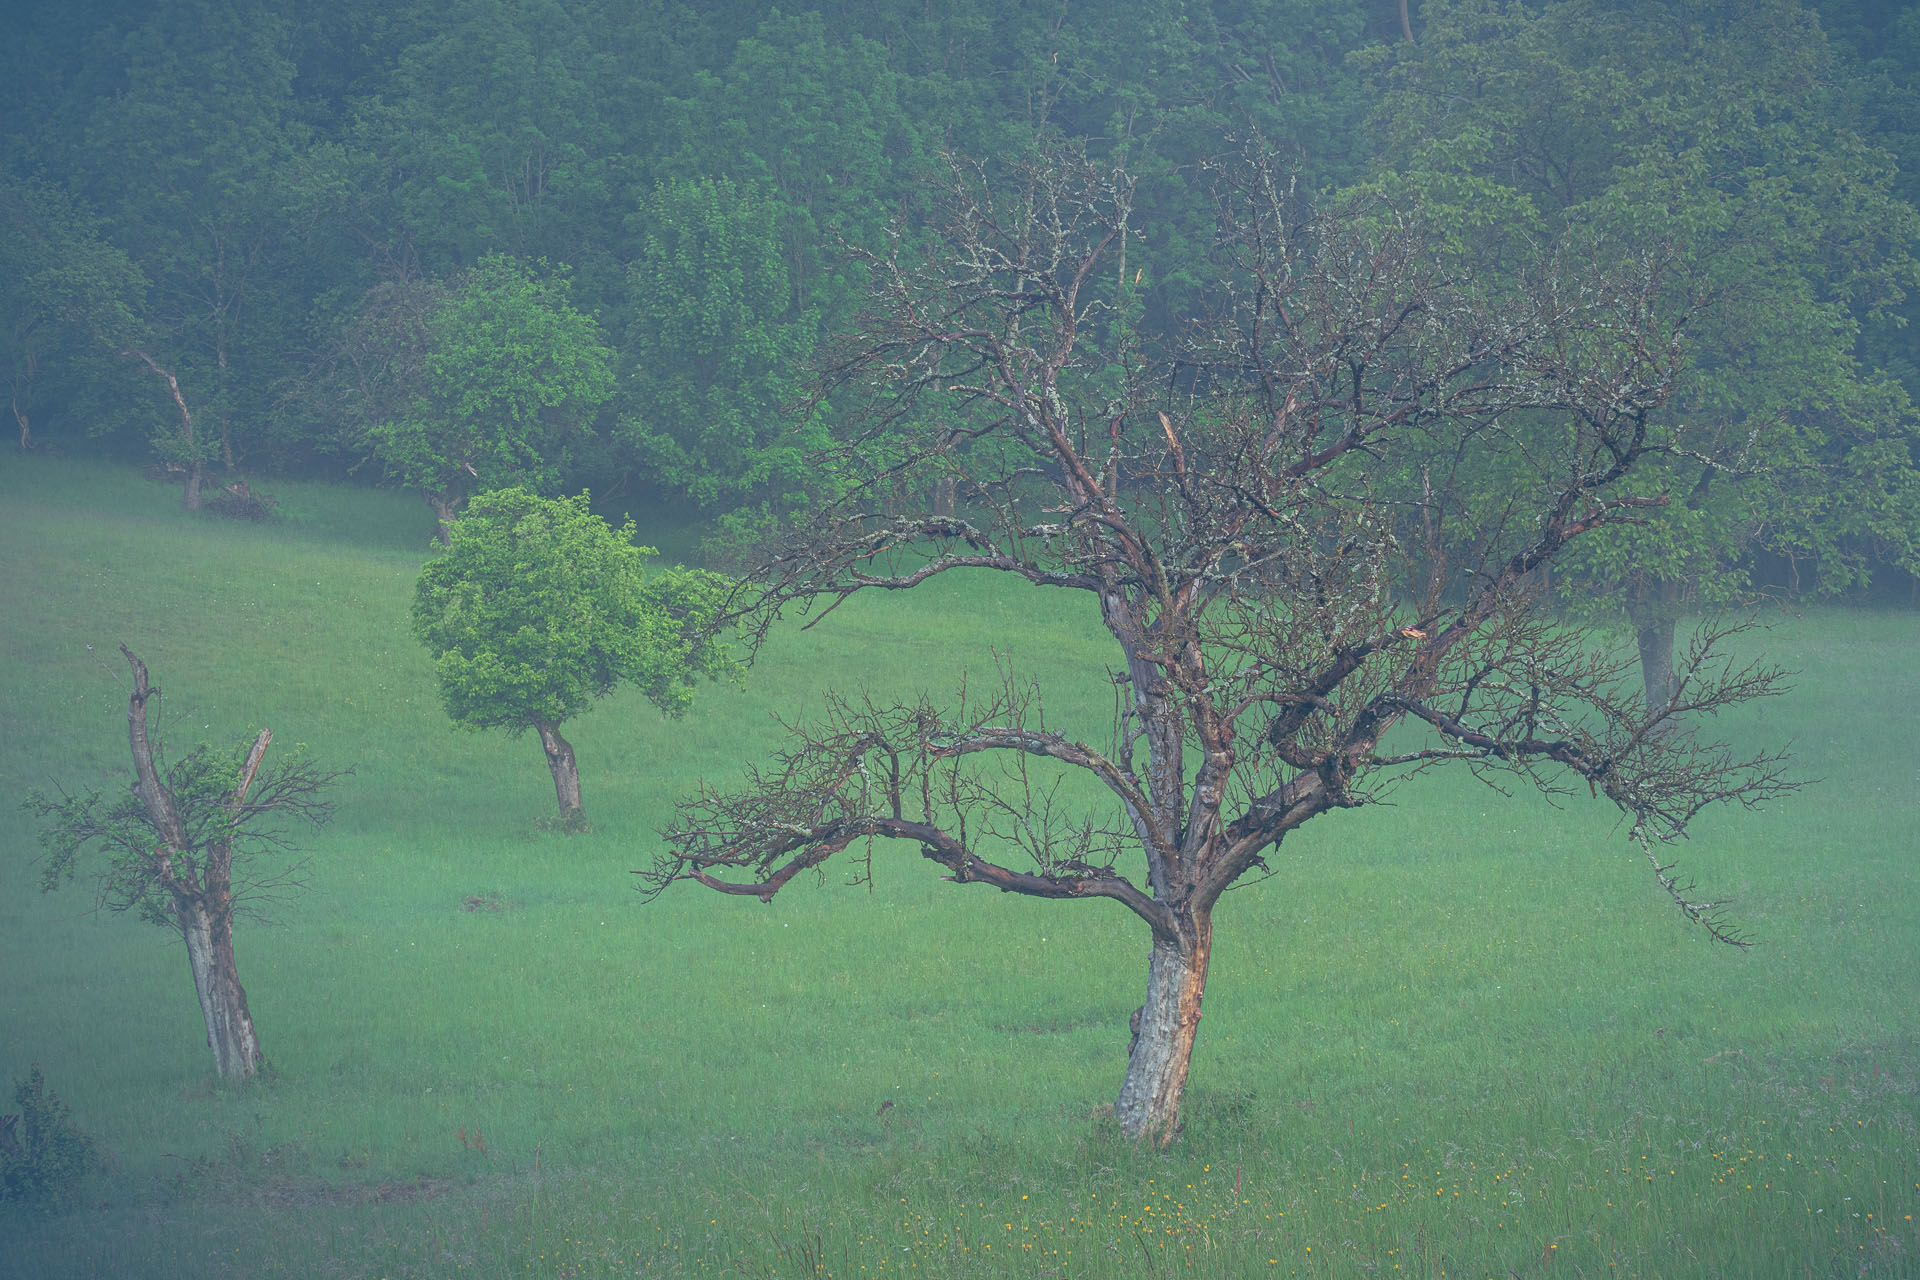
[3,2,1915,604]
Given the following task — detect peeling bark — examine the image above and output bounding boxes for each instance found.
[178,898,262,1078]
[121,648,266,1077]
[1116,916,1212,1143]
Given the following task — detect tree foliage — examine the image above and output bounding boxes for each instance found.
[0,178,147,451]
[411,487,735,819]
[0,1066,96,1209]
[31,673,340,927]
[361,254,615,534]
[6,0,1909,611]
[1358,0,1920,699]
[618,177,829,518]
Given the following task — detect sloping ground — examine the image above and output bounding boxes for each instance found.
[1,457,1915,1278]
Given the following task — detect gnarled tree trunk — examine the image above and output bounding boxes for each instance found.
[535,720,584,820]
[1116,914,1213,1144]
[428,494,459,545]
[177,897,262,1078]
[121,647,269,1077]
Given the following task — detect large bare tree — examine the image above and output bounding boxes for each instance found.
[640,144,1794,1143]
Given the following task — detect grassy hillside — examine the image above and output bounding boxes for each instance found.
[1,457,1915,1278]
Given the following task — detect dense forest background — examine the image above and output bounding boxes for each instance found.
[4,0,1918,596]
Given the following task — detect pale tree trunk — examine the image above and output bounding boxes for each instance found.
[10,385,30,451]
[121,648,270,1078]
[1116,913,1213,1144]
[1634,617,1676,713]
[535,720,584,821]
[1625,579,1683,714]
[177,897,263,1078]
[129,350,203,511]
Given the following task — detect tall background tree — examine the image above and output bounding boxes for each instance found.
[0,179,147,454]
[356,254,615,539]
[617,177,829,524]
[1359,0,1920,706]
[2,0,1913,624]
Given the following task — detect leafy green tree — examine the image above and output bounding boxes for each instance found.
[654,12,932,323]
[0,179,147,453]
[1360,0,1920,707]
[411,488,735,824]
[348,0,622,279]
[361,254,615,539]
[618,177,828,522]
[73,0,317,492]
[29,648,344,1078]
[1817,0,1920,409]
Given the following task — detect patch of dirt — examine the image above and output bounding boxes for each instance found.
[254,1174,454,1208]
[461,894,510,912]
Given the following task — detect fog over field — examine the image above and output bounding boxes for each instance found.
[4,2,1919,1276]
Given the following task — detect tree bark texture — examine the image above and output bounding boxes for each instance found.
[428,494,458,545]
[1116,917,1213,1144]
[536,720,584,818]
[178,898,263,1078]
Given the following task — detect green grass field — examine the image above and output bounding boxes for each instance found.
[1,456,1915,1279]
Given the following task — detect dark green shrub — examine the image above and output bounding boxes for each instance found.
[0,1065,96,1206]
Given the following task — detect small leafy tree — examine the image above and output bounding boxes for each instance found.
[29,648,345,1078]
[411,488,735,825]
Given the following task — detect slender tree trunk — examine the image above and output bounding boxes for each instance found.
[1625,579,1682,714]
[176,897,263,1078]
[1115,913,1212,1144]
[10,386,29,451]
[1634,618,1675,713]
[129,350,203,511]
[535,720,584,821]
